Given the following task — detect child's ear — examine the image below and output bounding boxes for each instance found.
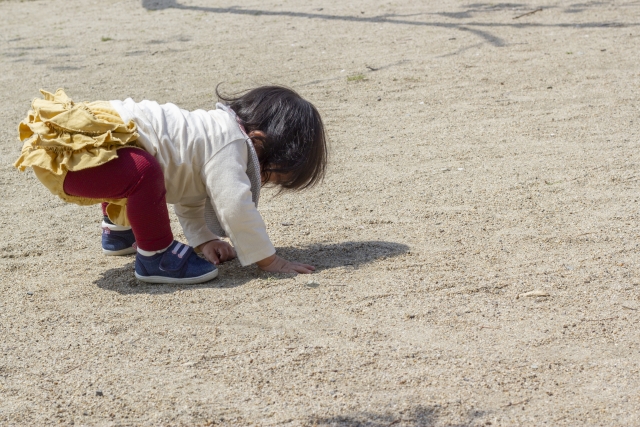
[248,130,266,156]
[248,130,266,140]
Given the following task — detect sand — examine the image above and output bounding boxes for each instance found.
[1,0,639,425]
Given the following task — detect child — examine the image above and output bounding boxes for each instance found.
[15,86,326,284]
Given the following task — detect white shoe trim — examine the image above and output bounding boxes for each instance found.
[134,268,218,284]
[103,246,137,256]
[101,221,132,232]
[177,245,189,258]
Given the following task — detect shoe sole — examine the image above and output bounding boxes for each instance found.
[103,247,137,256]
[134,268,219,285]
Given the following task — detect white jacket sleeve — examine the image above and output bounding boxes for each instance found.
[203,139,275,266]
[173,200,219,249]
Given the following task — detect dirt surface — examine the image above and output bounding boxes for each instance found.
[1,0,640,425]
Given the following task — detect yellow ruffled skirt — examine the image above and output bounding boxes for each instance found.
[14,89,140,226]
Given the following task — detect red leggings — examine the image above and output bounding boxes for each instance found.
[63,148,173,251]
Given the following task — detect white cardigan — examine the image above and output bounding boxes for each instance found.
[110,99,275,266]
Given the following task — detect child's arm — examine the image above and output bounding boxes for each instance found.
[203,140,315,273]
[174,200,220,245]
[203,140,276,265]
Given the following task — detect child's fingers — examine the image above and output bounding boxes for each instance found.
[294,262,315,271]
[225,245,237,260]
[290,263,314,274]
[257,255,315,274]
[206,248,220,265]
[218,245,236,262]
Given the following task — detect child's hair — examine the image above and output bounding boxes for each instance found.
[216,85,327,191]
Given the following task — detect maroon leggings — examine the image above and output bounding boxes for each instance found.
[63,148,173,251]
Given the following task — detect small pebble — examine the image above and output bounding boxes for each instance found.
[26,292,33,296]
[305,281,320,288]
[95,391,103,397]
[281,222,292,226]
[518,290,550,298]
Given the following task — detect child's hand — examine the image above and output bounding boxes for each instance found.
[256,254,315,274]
[197,239,237,265]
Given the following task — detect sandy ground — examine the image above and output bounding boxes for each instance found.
[1,0,640,425]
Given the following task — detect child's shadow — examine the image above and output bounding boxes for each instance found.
[94,240,409,295]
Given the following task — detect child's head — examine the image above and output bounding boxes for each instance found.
[217,85,327,190]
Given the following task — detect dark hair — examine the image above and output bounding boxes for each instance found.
[216,85,327,191]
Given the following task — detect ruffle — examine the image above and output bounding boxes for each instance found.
[15,89,139,175]
[14,89,140,226]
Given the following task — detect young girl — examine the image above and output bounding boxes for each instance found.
[15,86,326,284]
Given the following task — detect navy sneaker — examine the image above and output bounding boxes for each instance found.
[102,222,137,256]
[134,241,218,284]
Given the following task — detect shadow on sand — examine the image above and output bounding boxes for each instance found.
[309,404,489,426]
[141,0,637,48]
[94,240,409,295]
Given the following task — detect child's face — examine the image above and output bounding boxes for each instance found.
[249,130,293,186]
